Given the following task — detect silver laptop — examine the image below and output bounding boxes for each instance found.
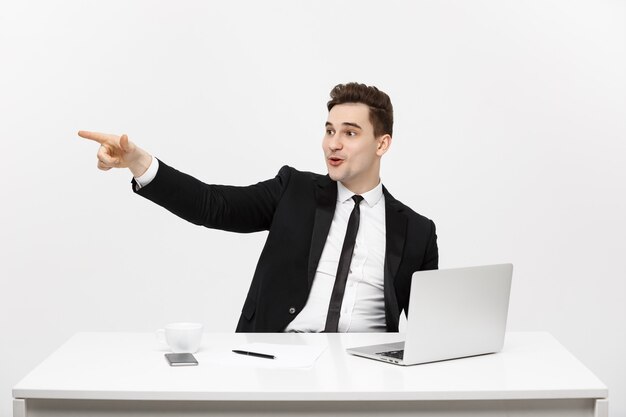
[347,264,513,366]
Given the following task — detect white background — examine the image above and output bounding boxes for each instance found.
[1,0,624,415]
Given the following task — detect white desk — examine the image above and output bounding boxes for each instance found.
[13,332,608,417]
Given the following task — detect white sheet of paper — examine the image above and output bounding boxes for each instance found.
[227,342,327,368]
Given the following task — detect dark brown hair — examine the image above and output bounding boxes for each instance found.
[327,82,393,137]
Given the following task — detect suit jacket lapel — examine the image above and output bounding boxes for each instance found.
[307,175,337,288]
[306,181,408,310]
[384,187,407,283]
[383,187,407,330]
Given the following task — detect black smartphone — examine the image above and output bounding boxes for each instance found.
[165,353,198,366]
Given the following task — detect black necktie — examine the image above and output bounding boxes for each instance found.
[324,195,364,332]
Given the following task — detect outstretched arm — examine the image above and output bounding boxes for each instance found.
[78,129,289,233]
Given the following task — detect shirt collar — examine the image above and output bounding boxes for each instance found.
[337,180,384,208]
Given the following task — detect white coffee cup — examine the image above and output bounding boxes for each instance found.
[156,322,204,353]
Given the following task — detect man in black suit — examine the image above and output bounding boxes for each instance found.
[79,82,438,333]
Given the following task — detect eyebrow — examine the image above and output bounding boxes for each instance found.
[325,121,363,129]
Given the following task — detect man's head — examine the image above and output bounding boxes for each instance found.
[327,82,393,137]
[323,82,393,194]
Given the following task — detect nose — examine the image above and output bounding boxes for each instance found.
[327,134,343,152]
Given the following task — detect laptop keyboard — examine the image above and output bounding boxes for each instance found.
[378,349,404,360]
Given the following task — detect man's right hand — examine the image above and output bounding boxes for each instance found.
[78,131,153,178]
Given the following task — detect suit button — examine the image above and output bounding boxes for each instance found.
[289,307,296,314]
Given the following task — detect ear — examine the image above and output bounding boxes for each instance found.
[376,134,392,156]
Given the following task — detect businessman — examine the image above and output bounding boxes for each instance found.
[79,82,438,333]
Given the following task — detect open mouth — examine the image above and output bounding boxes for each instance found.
[328,156,344,167]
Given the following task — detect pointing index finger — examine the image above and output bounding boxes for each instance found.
[78,130,119,144]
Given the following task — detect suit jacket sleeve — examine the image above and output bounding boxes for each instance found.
[132,160,291,233]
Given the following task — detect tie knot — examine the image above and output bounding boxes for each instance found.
[352,195,364,205]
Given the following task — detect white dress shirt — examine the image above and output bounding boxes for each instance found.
[133,156,159,189]
[134,158,387,332]
[285,181,387,333]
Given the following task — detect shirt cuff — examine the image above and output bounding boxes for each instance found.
[133,156,159,189]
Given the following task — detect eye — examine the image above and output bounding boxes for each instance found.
[326,129,335,135]
[346,130,357,137]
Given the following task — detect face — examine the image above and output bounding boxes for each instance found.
[322,103,391,194]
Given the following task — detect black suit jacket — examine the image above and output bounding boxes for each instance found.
[135,161,438,332]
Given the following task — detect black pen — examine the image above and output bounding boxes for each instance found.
[232,349,276,360]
